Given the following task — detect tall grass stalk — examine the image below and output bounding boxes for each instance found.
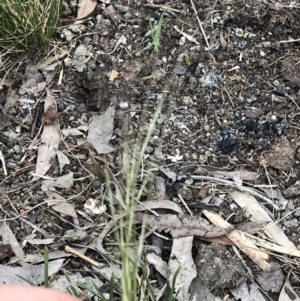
[106,91,168,301]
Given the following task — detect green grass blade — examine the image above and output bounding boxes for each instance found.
[153,11,165,52]
[109,274,114,301]
[16,275,35,286]
[77,280,108,301]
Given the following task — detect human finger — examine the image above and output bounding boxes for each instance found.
[0,285,82,301]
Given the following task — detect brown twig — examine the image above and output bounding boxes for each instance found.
[65,245,100,267]
[0,105,30,130]
[146,1,182,13]
[31,104,41,138]
[190,175,280,211]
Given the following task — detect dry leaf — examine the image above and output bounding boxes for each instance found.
[256,261,284,293]
[203,210,271,272]
[95,199,184,254]
[35,52,66,70]
[229,190,297,250]
[84,155,105,177]
[0,259,64,285]
[18,65,44,95]
[77,0,97,19]
[46,191,79,226]
[169,236,197,301]
[279,270,300,301]
[87,106,115,154]
[56,150,70,174]
[231,282,266,301]
[41,105,63,125]
[33,91,60,181]
[61,128,85,137]
[145,253,168,278]
[0,78,14,88]
[42,172,74,191]
[1,222,24,258]
[22,248,86,264]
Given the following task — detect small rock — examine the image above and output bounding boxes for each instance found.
[235,28,243,37]
[220,131,238,154]
[203,124,210,132]
[260,50,266,57]
[178,186,193,201]
[114,4,130,13]
[272,122,285,136]
[249,75,258,84]
[123,12,132,19]
[204,73,219,88]
[262,41,271,47]
[244,107,264,118]
[272,88,285,97]
[152,69,165,81]
[174,66,187,75]
[293,208,300,217]
[282,184,300,198]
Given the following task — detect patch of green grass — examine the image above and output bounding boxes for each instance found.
[66,275,115,301]
[0,0,63,54]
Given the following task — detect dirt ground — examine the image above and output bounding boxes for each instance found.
[1,0,300,300]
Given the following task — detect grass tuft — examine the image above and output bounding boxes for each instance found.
[0,0,63,54]
[141,11,165,53]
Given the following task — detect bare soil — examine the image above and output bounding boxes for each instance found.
[1,1,300,300]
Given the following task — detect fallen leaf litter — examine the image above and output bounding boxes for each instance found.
[1,0,300,300]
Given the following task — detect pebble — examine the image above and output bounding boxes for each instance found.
[260,50,266,57]
[249,75,258,84]
[220,131,238,154]
[293,208,300,218]
[282,184,300,198]
[272,88,285,97]
[272,122,285,136]
[235,28,243,37]
[114,4,130,13]
[174,66,187,75]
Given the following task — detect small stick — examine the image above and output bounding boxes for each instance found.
[178,194,193,217]
[190,0,210,49]
[146,1,182,13]
[191,175,279,210]
[279,38,300,44]
[0,150,7,176]
[65,245,100,267]
[0,106,30,130]
[31,105,41,138]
